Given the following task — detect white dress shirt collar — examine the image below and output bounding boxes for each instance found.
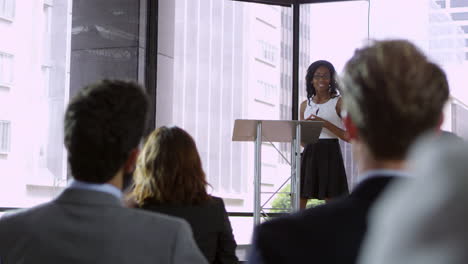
[68,179,123,200]
[358,169,410,184]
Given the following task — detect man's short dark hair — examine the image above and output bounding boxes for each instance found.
[64,80,149,183]
[341,40,449,160]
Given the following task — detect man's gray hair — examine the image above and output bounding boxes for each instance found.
[340,39,449,159]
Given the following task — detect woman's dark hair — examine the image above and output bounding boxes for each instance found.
[305,60,339,104]
[130,126,210,206]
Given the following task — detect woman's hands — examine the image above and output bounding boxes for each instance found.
[306,114,325,122]
[305,114,350,143]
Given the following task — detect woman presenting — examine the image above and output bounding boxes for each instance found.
[299,60,349,209]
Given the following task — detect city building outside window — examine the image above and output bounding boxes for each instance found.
[0,120,11,154]
[0,0,15,21]
[0,52,13,87]
[0,0,72,207]
[451,99,468,140]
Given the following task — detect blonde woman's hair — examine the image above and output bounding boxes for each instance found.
[130,126,210,206]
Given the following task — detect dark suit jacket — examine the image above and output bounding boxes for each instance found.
[248,176,399,264]
[141,196,239,264]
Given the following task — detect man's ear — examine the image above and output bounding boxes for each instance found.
[124,148,140,173]
[343,115,359,141]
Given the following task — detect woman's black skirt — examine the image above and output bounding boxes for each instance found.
[300,138,349,199]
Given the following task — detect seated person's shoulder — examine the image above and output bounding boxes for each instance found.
[261,197,350,230]
[208,195,225,207]
[188,195,226,213]
[206,196,231,218]
[258,208,313,234]
[126,207,190,228]
[0,203,56,238]
[0,203,52,223]
[122,208,194,240]
[1,208,28,221]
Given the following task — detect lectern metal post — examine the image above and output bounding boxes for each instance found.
[292,123,302,211]
[290,139,296,210]
[254,121,262,225]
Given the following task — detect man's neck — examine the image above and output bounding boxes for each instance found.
[107,169,123,190]
[354,141,406,174]
[359,159,406,174]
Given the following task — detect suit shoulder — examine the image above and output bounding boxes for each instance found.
[301,196,362,218]
[208,196,226,209]
[126,207,190,228]
[256,212,301,237]
[0,202,56,237]
[0,202,53,223]
[209,195,223,203]
[260,197,356,231]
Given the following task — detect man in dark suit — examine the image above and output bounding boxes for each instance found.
[0,80,207,264]
[248,40,450,264]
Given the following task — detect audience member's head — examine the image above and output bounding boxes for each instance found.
[341,39,449,161]
[64,80,148,184]
[358,135,468,264]
[130,126,210,206]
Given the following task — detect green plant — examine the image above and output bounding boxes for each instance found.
[270,184,325,213]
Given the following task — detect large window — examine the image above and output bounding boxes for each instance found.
[300,1,369,189]
[370,0,468,129]
[0,0,72,207]
[297,0,468,190]
[157,0,293,199]
[156,0,468,246]
[156,0,294,244]
[0,0,148,209]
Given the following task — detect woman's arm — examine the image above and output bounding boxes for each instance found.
[299,100,307,121]
[335,96,344,119]
[305,97,350,142]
